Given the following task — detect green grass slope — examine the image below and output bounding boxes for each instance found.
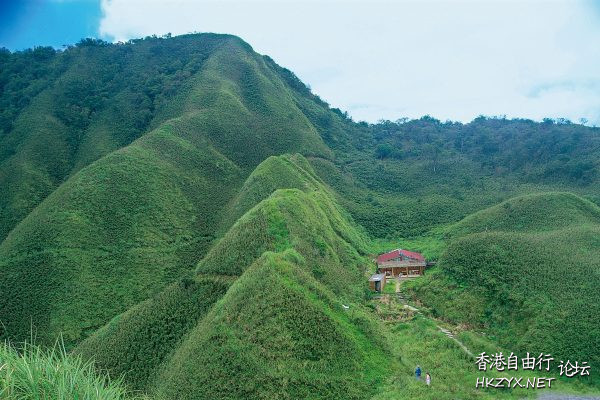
[219,153,325,231]
[0,125,243,346]
[0,35,233,242]
[77,157,384,398]
[75,276,231,391]
[448,191,600,236]
[197,187,369,296]
[407,192,600,381]
[155,250,389,400]
[0,35,333,348]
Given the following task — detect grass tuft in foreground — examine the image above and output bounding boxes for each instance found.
[0,340,139,400]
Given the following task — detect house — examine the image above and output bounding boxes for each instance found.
[376,249,426,277]
[368,273,386,292]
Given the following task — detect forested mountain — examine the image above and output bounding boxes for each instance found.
[1,33,599,399]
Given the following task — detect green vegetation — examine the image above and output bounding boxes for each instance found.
[0,341,139,399]
[406,192,600,384]
[75,277,231,391]
[382,279,397,295]
[371,226,448,261]
[310,117,600,239]
[372,302,594,399]
[155,250,389,400]
[448,191,600,236]
[197,186,369,296]
[77,154,380,398]
[0,33,332,347]
[2,33,600,398]
[372,314,526,400]
[219,153,325,231]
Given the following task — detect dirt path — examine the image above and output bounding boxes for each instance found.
[437,326,474,358]
[390,278,597,399]
[395,276,474,358]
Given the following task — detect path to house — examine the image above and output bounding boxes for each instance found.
[384,278,600,400]
[394,276,473,358]
[391,279,600,400]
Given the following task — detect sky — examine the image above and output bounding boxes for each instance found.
[1,0,600,125]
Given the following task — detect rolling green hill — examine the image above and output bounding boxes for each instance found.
[156,250,388,400]
[448,191,600,236]
[406,192,600,378]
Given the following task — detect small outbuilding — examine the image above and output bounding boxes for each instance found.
[368,273,386,292]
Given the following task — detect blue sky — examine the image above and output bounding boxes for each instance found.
[1,0,600,125]
[0,0,102,50]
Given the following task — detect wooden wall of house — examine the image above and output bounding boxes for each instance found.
[377,265,424,276]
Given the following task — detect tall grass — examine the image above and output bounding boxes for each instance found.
[0,340,138,399]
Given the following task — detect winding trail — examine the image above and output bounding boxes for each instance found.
[392,277,599,400]
[394,276,473,358]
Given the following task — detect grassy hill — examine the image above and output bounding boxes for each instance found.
[156,250,388,400]
[218,153,325,231]
[76,155,388,399]
[406,192,600,381]
[0,34,333,347]
[74,276,231,392]
[448,191,600,236]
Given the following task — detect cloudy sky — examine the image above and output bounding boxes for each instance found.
[2,0,600,125]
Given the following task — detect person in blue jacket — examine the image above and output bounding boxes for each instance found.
[415,365,422,380]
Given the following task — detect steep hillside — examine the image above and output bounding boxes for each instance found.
[77,156,385,398]
[3,32,600,398]
[0,34,332,242]
[0,35,226,241]
[75,276,231,391]
[406,192,600,377]
[0,34,333,347]
[157,250,388,400]
[218,153,325,231]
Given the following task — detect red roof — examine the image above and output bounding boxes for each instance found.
[376,249,425,263]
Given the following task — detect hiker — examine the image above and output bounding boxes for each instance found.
[425,373,431,386]
[415,365,421,380]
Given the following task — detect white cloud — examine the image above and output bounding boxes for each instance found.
[99,0,600,125]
